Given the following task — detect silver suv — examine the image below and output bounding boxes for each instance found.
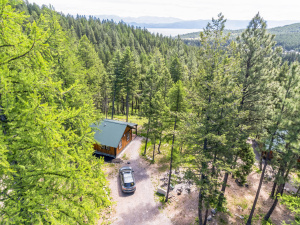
[119,166,136,193]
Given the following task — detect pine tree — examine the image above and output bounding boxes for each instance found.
[165,80,187,202]
[263,62,300,221]
[0,2,110,223]
[119,47,139,122]
[77,35,107,110]
[183,13,244,224]
[170,55,183,83]
[142,64,160,155]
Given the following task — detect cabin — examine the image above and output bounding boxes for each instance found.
[91,119,138,158]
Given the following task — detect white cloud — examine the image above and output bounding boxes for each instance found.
[27,0,300,21]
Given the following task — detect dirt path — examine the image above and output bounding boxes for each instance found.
[107,136,172,225]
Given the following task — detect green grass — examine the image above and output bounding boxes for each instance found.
[253,165,262,174]
[140,138,172,173]
[112,114,148,136]
[155,192,166,204]
[232,195,249,211]
[122,153,129,160]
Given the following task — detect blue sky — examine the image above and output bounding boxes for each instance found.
[28,0,300,21]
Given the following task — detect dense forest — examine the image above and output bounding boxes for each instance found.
[181,23,300,61]
[0,0,300,224]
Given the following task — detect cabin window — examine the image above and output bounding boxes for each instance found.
[126,132,130,141]
[118,141,122,149]
[102,145,110,150]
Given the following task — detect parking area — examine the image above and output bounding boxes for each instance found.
[105,136,171,225]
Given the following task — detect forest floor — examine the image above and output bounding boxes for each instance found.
[97,115,296,224]
[99,136,296,225]
[140,139,296,225]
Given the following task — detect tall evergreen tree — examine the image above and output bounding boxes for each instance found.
[263,62,300,222]
[120,47,139,122]
[183,13,245,224]
[170,55,183,83]
[142,64,160,155]
[165,80,187,202]
[0,2,110,223]
[240,14,282,225]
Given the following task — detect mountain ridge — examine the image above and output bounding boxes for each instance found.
[93,15,300,30]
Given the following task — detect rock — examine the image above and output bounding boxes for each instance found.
[207,215,212,221]
[127,161,130,164]
[112,158,123,164]
[211,208,217,215]
[237,206,242,211]
[176,188,182,195]
[157,188,167,196]
[239,215,244,219]
[235,179,243,186]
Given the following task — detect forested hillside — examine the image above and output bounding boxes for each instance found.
[1,1,299,224]
[181,23,300,55]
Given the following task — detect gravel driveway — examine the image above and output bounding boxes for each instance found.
[108,136,172,225]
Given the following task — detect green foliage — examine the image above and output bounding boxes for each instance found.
[170,56,183,83]
[280,194,300,223]
[234,143,255,184]
[0,1,110,223]
[2,2,300,224]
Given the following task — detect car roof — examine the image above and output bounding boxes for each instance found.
[123,172,134,183]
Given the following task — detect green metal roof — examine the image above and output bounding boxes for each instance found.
[91,119,137,148]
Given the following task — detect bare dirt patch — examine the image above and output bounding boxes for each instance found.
[99,136,171,225]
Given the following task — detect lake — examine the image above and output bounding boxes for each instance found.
[147,28,202,37]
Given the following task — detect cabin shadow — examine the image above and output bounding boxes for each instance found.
[93,153,114,163]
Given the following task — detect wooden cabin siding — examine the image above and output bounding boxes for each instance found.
[94,125,134,157]
[116,126,132,156]
[94,143,115,156]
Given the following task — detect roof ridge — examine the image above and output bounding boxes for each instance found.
[103,119,137,126]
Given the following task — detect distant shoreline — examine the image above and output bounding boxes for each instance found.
[146,28,202,37]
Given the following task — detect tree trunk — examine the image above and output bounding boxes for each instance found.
[165,116,177,202]
[203,208,209,225]
[165,86,180,202]
[259,151,263,171]
[131,95,134,116]
[152,137,156,161]
[265,164,292,221]
[270,182,277,198]
[198,188,203,225]
[212,151,217,176]
[218,172,229,208]
[246,160,268,225]
[296,185,300,196]
[144,118,151,155]
[135,97,138,114]
[126,85,129,122]
[111,83,116,120]
[158,129,162,154]
[264,183,284,221]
